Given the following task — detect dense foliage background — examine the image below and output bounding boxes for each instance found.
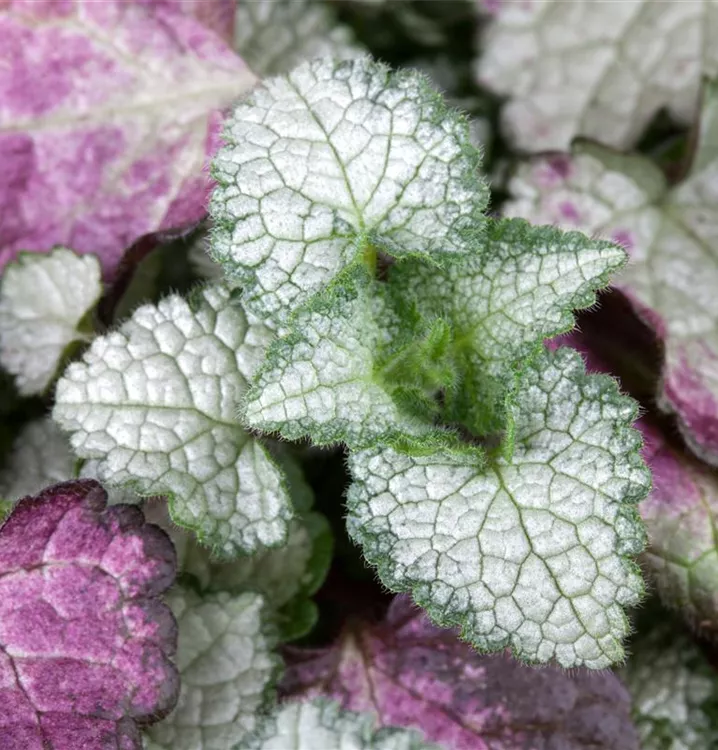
[2,2,718,748]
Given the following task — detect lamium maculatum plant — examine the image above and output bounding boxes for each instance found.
[4,2,718,748]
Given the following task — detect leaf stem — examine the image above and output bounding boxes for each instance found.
[362,243,378,276]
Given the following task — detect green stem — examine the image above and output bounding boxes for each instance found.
[362,243,378,276]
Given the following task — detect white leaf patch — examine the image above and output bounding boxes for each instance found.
[145,589,280,750]
[0,419,76,502]
[0,248,101,395]
[210,56,487,323]
[234,0,364,78]
[622,623,718,749]
[53,284,293,556]
[149,506,328,628]
[244,279,436,449]
[0,417,142,506]
[243,699,441,750]
[347,348,649,668]
[476,0,717,151]
[206,518,317,609]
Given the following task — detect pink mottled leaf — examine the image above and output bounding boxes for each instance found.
[281,595,639,750]
[0,0,256,278]
[138,0,236,43]
[640,422,718,636]
[0,479,179,750]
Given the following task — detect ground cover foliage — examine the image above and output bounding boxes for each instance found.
[1,1,717,748]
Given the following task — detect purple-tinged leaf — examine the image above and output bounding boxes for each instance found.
[0,479,179,750]
[640,424,718,635]
[281,595,639,750]
[477,0,502,14]
[555,330,718,636]
[137,0,236,43]
[0,0,256,278]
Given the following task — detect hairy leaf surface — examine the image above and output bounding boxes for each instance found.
[53,284,293,556]
[505,135,718,463]
[202,513,332,641]
[348,348,649,668]
[210,56,487,323]
[146,453,332,642]
[558,331,718,635]
[244,276,450,450]
[392,217,625,441]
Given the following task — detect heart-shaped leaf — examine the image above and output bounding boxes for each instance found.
[348,347,649,668]
[210,56,487,323]
[53,283,294,557]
